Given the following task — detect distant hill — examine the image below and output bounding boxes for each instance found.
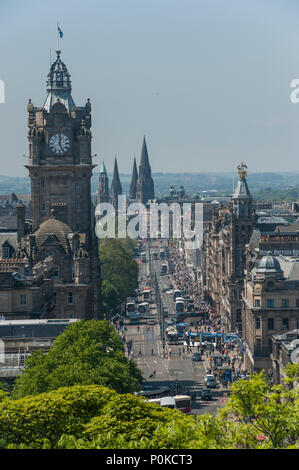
[1,171,299,199]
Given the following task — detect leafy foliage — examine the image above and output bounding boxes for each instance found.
[12,320,143,399]
[99,238,138,317]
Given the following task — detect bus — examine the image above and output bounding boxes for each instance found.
[160,396,176,409]
[148,395,191,413]
[175,299,184,313]
[135,385,171,399]
[159,249,165,259]
[174,395,191,413]
[160,264,167,275]
[142,287,151,301]
[173,289,181,301]
[166,326,179,344]
[137,302,149,315]
[126,301,136,315]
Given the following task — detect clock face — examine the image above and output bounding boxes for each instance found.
[49,134,70,154]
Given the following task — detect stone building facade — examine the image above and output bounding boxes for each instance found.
[242,229,299,373]
[202,163,256,333]
[0,50,101,320]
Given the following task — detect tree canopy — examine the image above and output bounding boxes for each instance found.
[12,320,143,399]
[99,237,138,317]
[2,365,298,449]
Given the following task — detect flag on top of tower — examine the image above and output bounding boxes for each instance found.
[57,24,63,38]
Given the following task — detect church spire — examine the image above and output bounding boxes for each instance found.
[43,50,76,112]
[110,157,122,209]
[136,136,155,204]
[129,157,138,200]
[97,161,110,205]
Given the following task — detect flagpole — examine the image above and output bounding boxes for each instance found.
[57,22,59,51]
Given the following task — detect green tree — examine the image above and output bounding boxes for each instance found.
[99,238,138,317]
[219,368,299,448]
[12,320,143,399]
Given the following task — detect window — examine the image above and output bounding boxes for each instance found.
[255,317,261,330]
[236,309,241,322]
[2,246,10,258]
[266,299,274,308]
[53,293,57,304]
[41,178,45,188]
[297,318,299,329]
[52,267,60,278]
[282,318,289,331]
[20,295,27,306]
[42,203,46,211]
[296,299,299,308]
[268,318,274,330]
[256,338,261,350]
[254,299,261,307]
[67,292,74,304]
[282,299,289,308]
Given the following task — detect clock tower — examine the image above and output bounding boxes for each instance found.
[26,50,95,241]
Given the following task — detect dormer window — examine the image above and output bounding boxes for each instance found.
[2,246,10,259]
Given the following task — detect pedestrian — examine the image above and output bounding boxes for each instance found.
[139,349,142,356]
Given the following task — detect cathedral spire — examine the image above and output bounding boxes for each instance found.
[110,157,122,209]
[136,136,155,204]
[140,135,150,169]
[129,157,138,200]
[43,50,76,112]
[97,161,109,205]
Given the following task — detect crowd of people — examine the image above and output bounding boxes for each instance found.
[168,242,246,382]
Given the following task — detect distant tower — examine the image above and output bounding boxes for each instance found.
[110,157,122,210]
[136,136,155,204]
[232,163,253,218]
[97,161,110,205]
[129,157,138,200]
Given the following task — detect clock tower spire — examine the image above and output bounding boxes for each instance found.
[26,51,95,241]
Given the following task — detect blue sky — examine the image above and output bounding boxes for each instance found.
[1,0,299,176]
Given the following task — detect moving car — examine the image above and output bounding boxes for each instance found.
[192,352,201,362]
[205,374,217,388]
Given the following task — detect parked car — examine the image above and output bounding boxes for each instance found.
[192,352,201,362]
[148,319,156,325]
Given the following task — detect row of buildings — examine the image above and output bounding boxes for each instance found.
[199,164,299,382]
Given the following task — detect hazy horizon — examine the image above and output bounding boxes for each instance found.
[1,0,299,176]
